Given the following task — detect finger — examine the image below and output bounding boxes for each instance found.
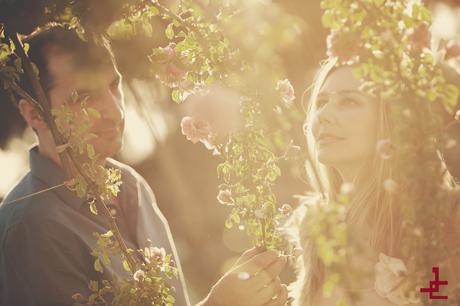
[263,284,289,306]
[233,247,263,267]
[254,277,282,305]
[252,254,287,286]
[236,250,280,275]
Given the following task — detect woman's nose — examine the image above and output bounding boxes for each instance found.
[317,101,337,126]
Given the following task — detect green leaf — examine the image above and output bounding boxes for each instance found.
[172,89,182,103]
[56,143,69,153]
[101,230,113,238]
[225,217,233,229]
[142,22,153,37]
[87,144,96,160]
[419,6,432,23]
[446,84,459,110]
[89,280,99,291]
[87,108,101,119]
[165,23,175,40]
[122,259,131,272]
[23,43,30,55]
[402,15,414,28]
[321,11,340,30]
[149,6,159,16]
[0,44,11,62]
[94,259,103,273]
[89,200,98,215]
[231,212,240,224]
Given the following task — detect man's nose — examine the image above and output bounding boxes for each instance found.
[99,90,124,123]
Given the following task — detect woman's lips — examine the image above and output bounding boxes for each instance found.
[317,134,345,145]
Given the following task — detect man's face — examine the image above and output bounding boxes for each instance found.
[46,52,125,159]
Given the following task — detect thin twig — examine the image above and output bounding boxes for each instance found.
[0,74,45,115]
[2,183,66,205]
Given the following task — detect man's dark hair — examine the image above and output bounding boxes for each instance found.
[0,25,117,147]
[20,24,117,99]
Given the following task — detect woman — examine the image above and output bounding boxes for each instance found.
[287,58,460,306]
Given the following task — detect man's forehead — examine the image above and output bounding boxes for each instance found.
[47,52,117,91]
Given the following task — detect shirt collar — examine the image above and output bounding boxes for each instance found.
[29,145,86,209]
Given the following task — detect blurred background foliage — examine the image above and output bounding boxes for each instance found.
[1,0,460,302]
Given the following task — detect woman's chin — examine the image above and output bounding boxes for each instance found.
[317,152,345,166]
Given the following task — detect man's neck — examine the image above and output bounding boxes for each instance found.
[38,142,62,167]
[38,142,108,173]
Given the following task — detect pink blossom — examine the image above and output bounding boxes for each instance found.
[162,42,176,59]
[445,40,460,60]
[217,189,233,205]
[276,79,296,107]
[326,30,360,63]
[154,42,188,86]
[183,86,243,137]
[408,24,431,52]
[180,116,213,144]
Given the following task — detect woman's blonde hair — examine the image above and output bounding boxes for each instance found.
[289,58,403,306]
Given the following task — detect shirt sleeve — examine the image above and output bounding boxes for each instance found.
[134,174,191,306]
[0,220,93,306]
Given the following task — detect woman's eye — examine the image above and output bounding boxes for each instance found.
[340,97,359,106]
[316,98,328,107]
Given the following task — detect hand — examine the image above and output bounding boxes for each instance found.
[204,248,288,306]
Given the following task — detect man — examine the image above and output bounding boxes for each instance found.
[0,26,288,306]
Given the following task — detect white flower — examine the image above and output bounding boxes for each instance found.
[445,138,457,150]
[293,247,303,257]
[145,246,166,260]
[374,253,420,305]
[340,182,355,195]
[217,189,233,205]
[383,179,398,193]
[279,203,293,216]
[276,79,295,107]
[133,269,145,281]
[455,109,460,121]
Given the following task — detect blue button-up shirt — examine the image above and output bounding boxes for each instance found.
[0,146,190,306]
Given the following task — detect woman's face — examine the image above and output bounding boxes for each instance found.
[310,66,379,179]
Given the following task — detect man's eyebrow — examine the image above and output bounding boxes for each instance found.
[74,75,121,97]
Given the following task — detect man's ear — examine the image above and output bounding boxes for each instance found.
[18,99,48,131]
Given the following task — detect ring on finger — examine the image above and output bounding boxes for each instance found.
[237,271,251,281]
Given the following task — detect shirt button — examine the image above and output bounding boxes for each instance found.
[110,208,117,216]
